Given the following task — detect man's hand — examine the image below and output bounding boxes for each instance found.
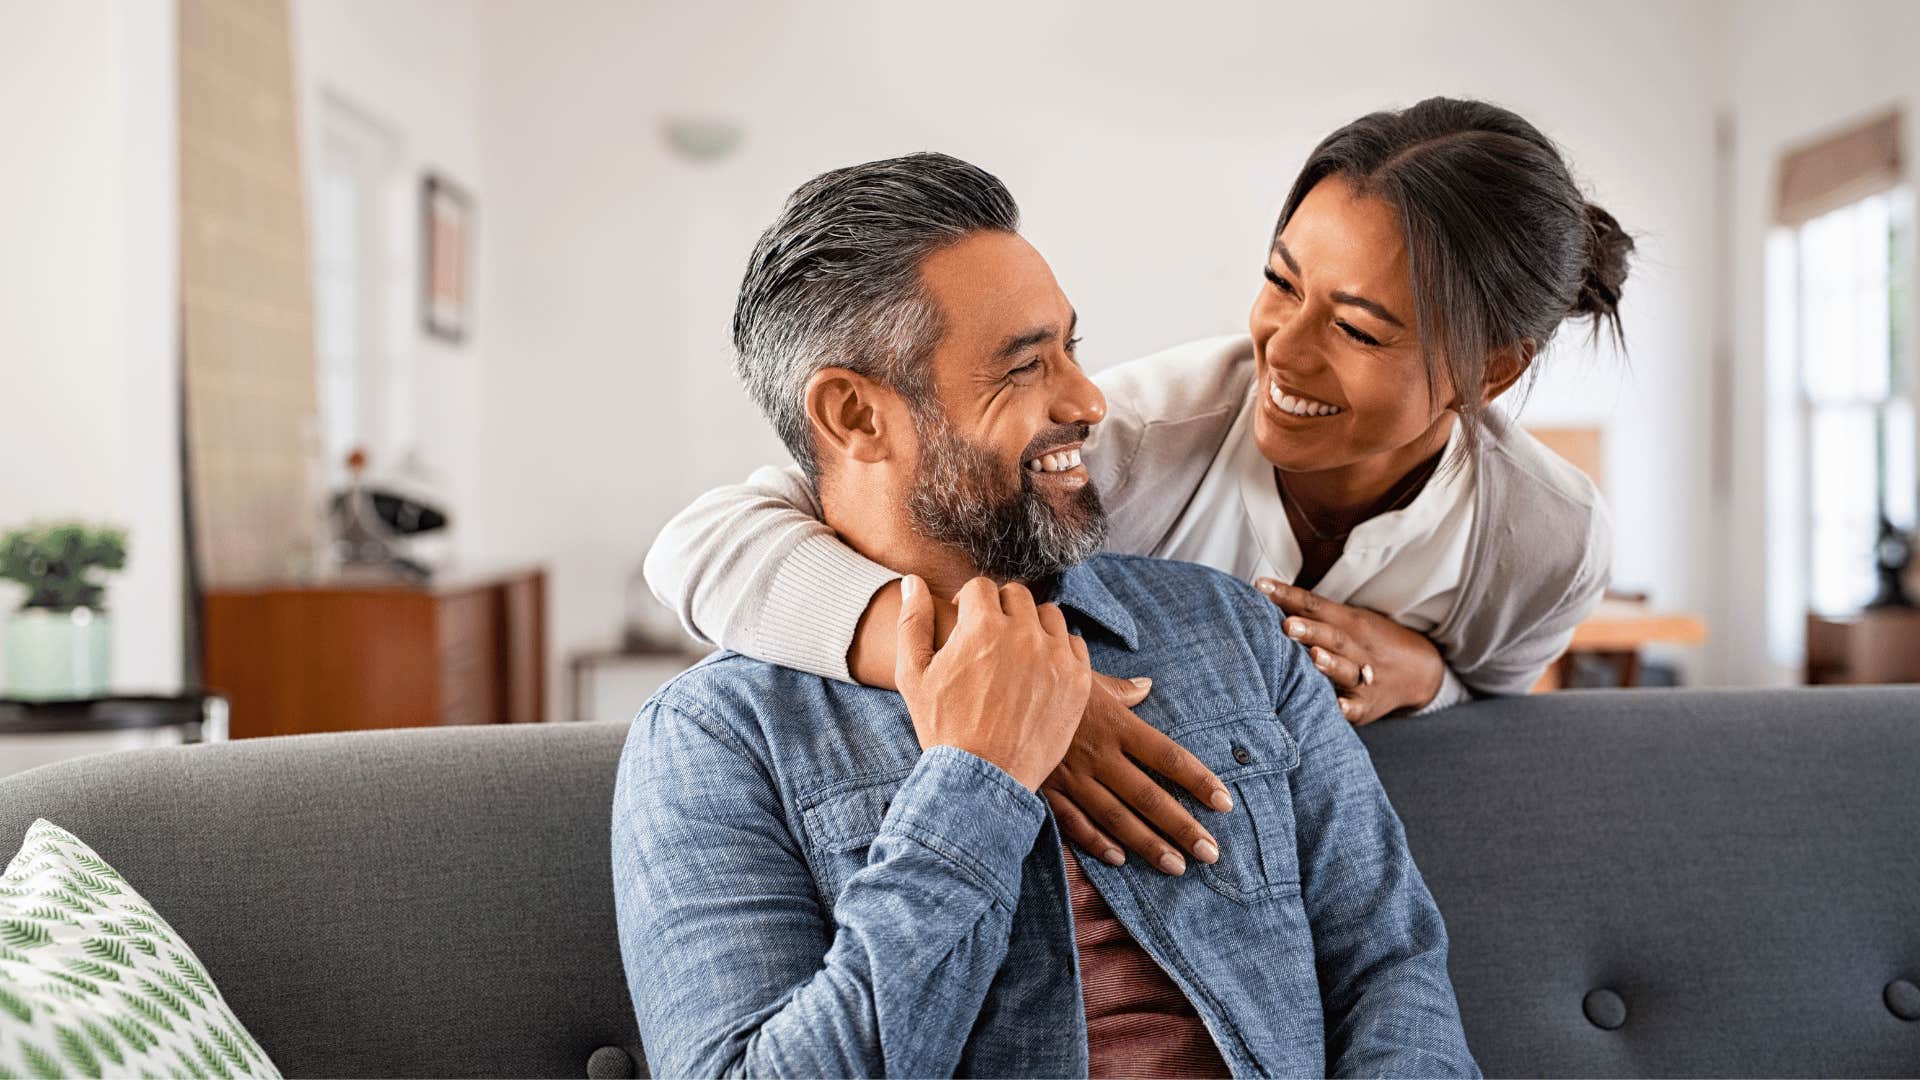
[1041,673,1234,874]
[896,575,1093,791]
[1256,579,1446,725]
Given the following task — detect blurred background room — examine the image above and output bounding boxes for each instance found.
[3,0,1918,773]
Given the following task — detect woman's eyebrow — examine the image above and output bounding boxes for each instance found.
[1329,290,1405,328]
[1272,238,1406,328]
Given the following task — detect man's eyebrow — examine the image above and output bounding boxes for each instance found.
[992,309,1078,363]
[1271,239,1406,328]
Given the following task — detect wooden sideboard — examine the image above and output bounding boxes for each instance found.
[204,567,546,738]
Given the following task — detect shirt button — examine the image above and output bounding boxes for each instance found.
[1232,745,1252,765]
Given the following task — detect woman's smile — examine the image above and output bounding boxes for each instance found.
[1267,377,1346,419]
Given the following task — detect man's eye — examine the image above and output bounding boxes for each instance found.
[1263,267,1298,297]
[1012,358,1044,377]
[1064,336,1082,355]
[1338,323,1381,347]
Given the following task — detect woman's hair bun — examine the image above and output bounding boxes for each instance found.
[1574,201,1634,328]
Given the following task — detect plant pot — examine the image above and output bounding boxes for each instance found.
[3,607,111,700]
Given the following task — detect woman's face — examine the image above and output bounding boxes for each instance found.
[1248,175,1453,475]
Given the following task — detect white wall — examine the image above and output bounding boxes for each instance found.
[1722,0,1920,685]
[290,0,487,552]
[0,0,180,693]
[464,0,1729,708]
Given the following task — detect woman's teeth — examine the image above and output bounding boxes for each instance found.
[1270,381,1344,418]
[1025,448,1083,474]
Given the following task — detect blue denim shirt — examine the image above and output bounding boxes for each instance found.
[612,554,1477,1078]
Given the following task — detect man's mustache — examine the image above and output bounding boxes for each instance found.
[1020,424,1092,462]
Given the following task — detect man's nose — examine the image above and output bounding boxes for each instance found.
[1051,362,1106,427]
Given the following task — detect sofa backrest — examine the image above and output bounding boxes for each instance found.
[2,687,1917,1076]
[1358,686,1920,1076]
[0,721,643,1078]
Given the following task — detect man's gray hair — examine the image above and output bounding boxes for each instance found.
[731,152,1021,479]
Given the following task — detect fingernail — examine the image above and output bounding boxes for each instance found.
[1288,620,1306,639]
[1129,676,1152,689]
[1157,852,1187,875]
[1312,648,1328,667]
[901,575,920,601]
[1194,839,1220,864]
[1256,579,1276,594]
[1209,789,1234,813]
[1103,848,1125,866]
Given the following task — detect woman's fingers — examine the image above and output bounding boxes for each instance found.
[1121,712,1232,813]
[1283,615,1357,660]
[1257,578,1331,620]
[1338,691,1388,726]
[1042,785,1126,867]
[1311,645,1365,692]
[1058,769,1204,875]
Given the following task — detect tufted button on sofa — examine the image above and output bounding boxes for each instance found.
[1,686,1915,1076]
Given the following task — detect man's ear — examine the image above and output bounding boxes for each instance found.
[804,367,897,466]
[1481,340,1536,405]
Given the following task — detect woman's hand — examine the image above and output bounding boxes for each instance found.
[1040,672,1234,875]
[1255,579,1445,725]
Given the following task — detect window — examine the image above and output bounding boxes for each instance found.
[313,96,409,482]
[1786,190,1915,616]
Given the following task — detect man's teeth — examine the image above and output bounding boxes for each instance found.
[1025,448,1084,474]
[1269,381,1344,417]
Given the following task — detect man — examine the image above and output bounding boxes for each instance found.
[612,153,1476,1078]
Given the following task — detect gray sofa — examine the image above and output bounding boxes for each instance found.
[2,687,1917,1077]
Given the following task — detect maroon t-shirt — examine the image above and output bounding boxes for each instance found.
[1063,846,1231,1077]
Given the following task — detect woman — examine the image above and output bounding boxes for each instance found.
[645,97,1628,873]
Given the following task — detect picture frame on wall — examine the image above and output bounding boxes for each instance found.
[422,172,473,343]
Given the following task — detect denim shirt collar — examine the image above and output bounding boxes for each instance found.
[1051,562,1140,652]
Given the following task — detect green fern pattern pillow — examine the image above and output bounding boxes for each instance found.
[0,819,281,1079]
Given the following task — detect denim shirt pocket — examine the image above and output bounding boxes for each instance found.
[1166,711,1302,904]
[798,769,912,903]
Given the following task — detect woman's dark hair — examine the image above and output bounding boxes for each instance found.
[1275,97,1633,463]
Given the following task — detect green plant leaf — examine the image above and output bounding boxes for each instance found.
[19,1041,62,1080]
[224,1017,264,1064]
[192,1032,233,1080]
[156,966,205,1008]
[0,983,33,1023]
[62,957,122,982]
[44,888,95,916]
[46,969,103,996]
[167,949,217,996]
[208,1023,251,1071]
[82,937,133,968]
[61,870,121,897]
[0,919,52,949]
[55,1024,104,1079]
[124,935,158,957]
[137,974,193,1020]
[70,852,123,882]
[104,1012,157,1052]
[79,1017,127,1068]
[116,988,177,1033]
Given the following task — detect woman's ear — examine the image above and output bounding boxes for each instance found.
[1481,340,1537,405]
[804,367,896,467]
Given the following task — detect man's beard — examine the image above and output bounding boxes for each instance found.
[904,409,1108,583]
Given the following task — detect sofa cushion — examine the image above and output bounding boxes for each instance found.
[0,818,281,1078]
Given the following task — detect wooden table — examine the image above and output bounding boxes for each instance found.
[1535,600,1709,690]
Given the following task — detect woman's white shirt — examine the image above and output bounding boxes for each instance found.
[1156,390,1475,636]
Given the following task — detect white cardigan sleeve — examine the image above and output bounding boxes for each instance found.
[639,336,1254,683]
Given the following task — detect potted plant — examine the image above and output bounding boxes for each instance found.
[1,522,127,700]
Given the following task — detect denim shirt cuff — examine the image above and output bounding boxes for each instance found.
[881,745,1047,908]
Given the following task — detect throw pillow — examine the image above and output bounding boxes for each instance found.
[0,818,282,1078]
